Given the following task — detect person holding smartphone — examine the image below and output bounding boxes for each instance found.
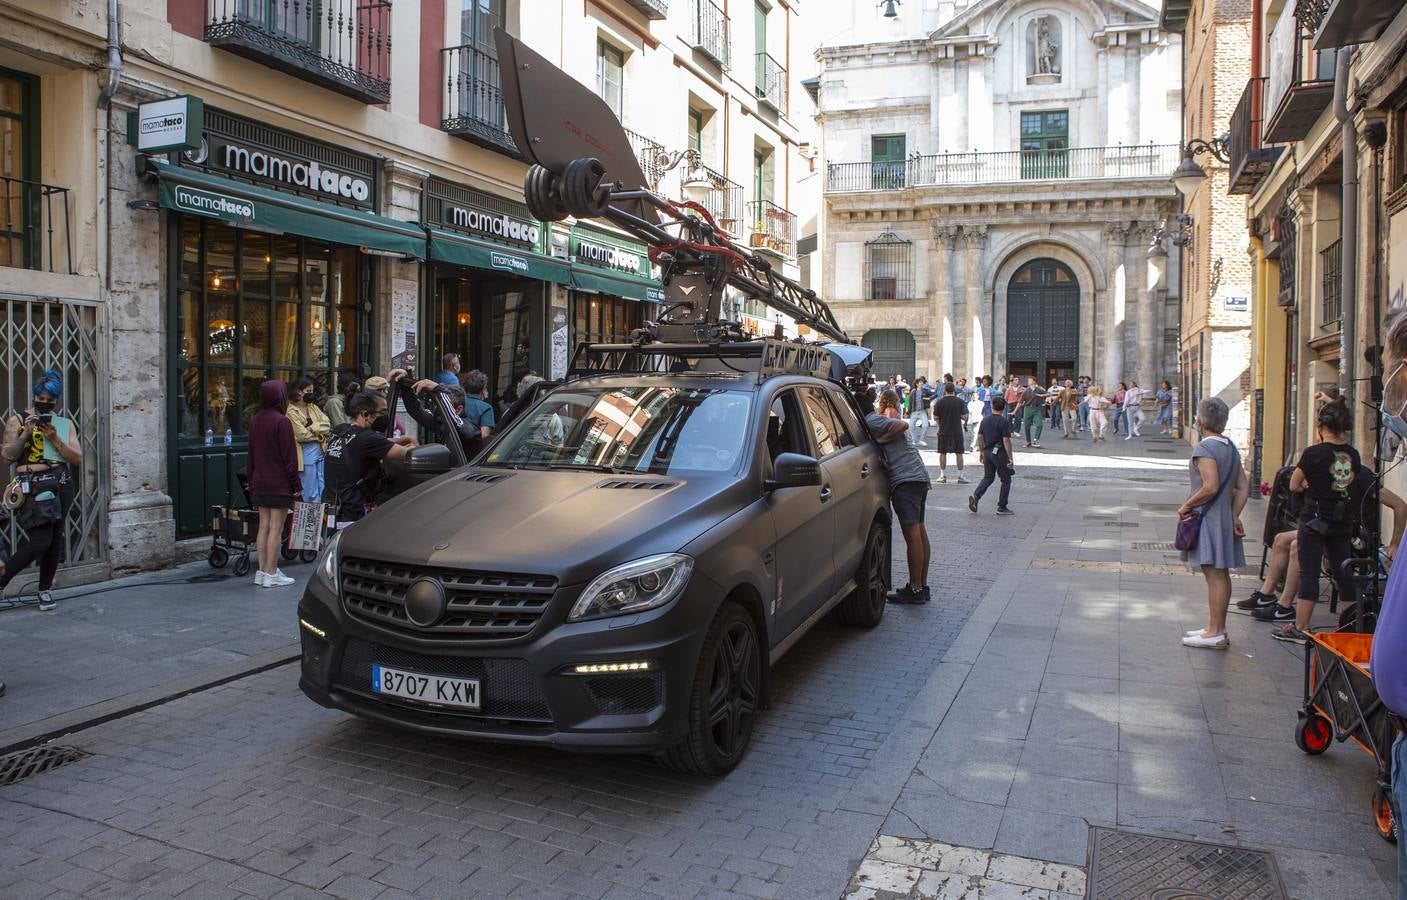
[0,369,83,612]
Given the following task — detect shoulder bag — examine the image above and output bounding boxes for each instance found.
[1175,440,1240,552]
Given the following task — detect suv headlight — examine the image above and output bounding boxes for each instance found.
[569,553,694,622]
[313,529,344,594]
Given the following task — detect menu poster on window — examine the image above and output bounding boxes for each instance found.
[1390,209,1407,311]
[550,310,569,380]
[391,278,418,357]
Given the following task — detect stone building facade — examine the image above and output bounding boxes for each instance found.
[0,0,813,580]
[816,0,1182,387]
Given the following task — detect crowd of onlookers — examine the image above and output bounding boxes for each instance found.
[868,372,1176,453]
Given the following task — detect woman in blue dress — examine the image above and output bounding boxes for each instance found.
[1179,397,1250,650]
[1155,380,1175,434]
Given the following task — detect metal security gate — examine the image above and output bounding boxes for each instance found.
[1006,259,1078,382]
[862,329,916,381]
[0,296,106,567]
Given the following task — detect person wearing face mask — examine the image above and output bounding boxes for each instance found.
[286,376,330,503]
[1371,310,1407,900]
[247,380,301,587]
[0,369,83,612]
[324,390,417,527]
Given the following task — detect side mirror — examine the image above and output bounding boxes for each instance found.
[404,442,455,477]
[765,452,822,491]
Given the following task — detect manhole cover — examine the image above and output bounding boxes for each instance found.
[0,745,90,787]
[1131,542,1176,551]
[1088,828,1287,899]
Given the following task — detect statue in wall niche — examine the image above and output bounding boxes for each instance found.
[1034,16,1061,75]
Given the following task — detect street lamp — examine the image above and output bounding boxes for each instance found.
[1170,135,1232,198]
[682,166,713,207]
[652,147,713,209]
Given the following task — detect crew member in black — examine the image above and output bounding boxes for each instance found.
[324,390,417,526]
[969,396,1015,515]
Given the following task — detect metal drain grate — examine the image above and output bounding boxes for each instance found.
[1103,522,1138,528]
[1088,828,1287,899]
[1130,542,1177,551]
[0,745,90,787]
[1138,503,1180,512]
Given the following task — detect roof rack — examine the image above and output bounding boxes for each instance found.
[568,338,841,383]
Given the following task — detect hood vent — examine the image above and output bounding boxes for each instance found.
[463,471,512,484]
[597,479,678,491]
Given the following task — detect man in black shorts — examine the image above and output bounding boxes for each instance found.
[863,388,933,604]
[932,381,969,484]
[969,396,1016,515]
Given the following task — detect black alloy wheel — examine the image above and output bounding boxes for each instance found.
[835,521,889,627]
[663,603,760,776]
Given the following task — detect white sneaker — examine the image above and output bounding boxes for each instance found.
[956,474,970,484]
[1184,628,1205,637]
[1124,433,1133,440]
[254,571,268,587]
[1181,632,1229,650]
[269,570,296,587]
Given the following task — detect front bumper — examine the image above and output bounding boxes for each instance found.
[296,570,717,752]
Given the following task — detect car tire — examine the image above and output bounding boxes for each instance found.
[662,602,760,777]
[834,521,889,627]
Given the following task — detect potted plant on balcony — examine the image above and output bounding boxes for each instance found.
[750,220,767,248]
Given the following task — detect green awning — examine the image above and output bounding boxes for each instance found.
[147,160,426,259]
[570,267,664,303]
[427,228,572,284]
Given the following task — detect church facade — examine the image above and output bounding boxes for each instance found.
[816,0,1183,387]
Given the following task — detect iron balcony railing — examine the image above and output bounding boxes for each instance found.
[1228,77,1283,195]
[442,43,518,157]
[746,200,796,260]
[625,128,669,191]
[690,0,730,68]
[825,143,1182,192]
[683,164,744,235]
[205,0,391,104]
[1320,238,1342,329]
[756,52,786,113]
[1264,10,1338,143]
[1,177,73,275]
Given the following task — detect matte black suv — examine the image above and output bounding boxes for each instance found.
[297,345,891,774]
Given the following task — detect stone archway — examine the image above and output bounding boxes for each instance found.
[990,240,1102,378]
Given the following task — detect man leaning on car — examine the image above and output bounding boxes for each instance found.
[856,385,932,605]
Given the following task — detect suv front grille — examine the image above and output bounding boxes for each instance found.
[341,558,557,640]
[334,637,551,721]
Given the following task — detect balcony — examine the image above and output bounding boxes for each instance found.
[684,164,744,235]
[625,128,668,190]
[205,0,391,104]
[1313,0,1398,49]
[621,0,668,19]
[756,52,786,114]
[1228,77,1283,195]
[1320,238,1342,330]
[690,0,730,68]
[1263,10,1338,144]
[442,43,519,157]
[746,200,796,260]
[1,177,73,275]
[825,144,1182,192]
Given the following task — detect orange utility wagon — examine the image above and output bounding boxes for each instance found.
[1296,631,1397,842]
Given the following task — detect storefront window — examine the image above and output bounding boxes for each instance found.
[173,215,367,442]
[432,271,540,407]
[572,293,656,346]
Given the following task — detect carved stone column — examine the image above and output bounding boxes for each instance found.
[1104,221,1130,384]
[935,225,960,378]
[1123,222,1152,387]
[1140,227,1168,388]
[961,225,988,378]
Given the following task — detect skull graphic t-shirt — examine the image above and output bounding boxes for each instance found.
[1295,442,1361,501]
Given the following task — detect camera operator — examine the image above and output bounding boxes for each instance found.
[325,390,417,527]
[0,369,82,613]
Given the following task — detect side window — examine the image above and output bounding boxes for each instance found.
[765,391,810,462]
[800,388,843,458]
[826,389,864,447]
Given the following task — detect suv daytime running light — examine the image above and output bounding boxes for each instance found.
[572,661,652,674]
[298,618,327,640]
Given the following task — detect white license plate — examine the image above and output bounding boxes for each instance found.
[371,664,480,710]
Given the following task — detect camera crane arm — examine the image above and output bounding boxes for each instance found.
[493,29,848,346]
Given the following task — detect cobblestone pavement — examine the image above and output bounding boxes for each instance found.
[0,434,1388,898]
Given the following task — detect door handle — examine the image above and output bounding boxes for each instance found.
[860,463,871,478]
[819,485,833,502]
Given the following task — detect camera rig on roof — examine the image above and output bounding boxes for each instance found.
[492,29,848,349]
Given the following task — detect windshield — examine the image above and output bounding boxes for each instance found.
[484,386,752,475]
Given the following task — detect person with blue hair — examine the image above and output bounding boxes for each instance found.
[1,369,83,615]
